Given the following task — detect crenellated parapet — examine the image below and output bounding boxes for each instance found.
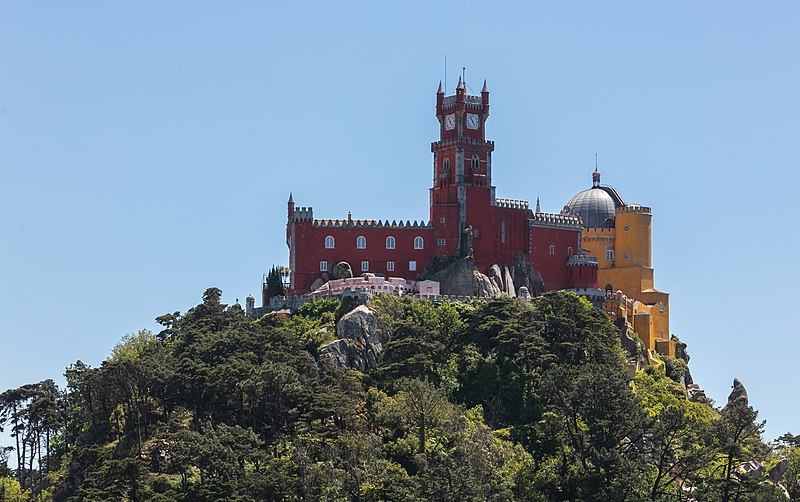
[431,138,495,150]
[291,207,314,221]
[529,212,583,230]
[312,219,434,229]
[567,254,599,267]
[617,204,651,215]
[494,198,530,210]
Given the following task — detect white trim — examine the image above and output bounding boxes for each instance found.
[357,235,367,249]
[414,236,424,249]
[324,235,335,249]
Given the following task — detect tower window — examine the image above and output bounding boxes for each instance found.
[414,236,424,249]
[567,247,573,257]
[387,261,395,272]
[659,301,664,313]
[320,261,328,272]
[474,228,480,238]
[357,236,366,249]
[386,236,396,249]
[324,236,335,249]
[471,155,480,171]
[549,245,555,256]
[437,239,446,247]
[441,158,450,177]
[409,260,417,271]
[361,261,369,272]
[440,216,446,224]
[605,246,614,261]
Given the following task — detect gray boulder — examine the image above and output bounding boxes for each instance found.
[473,270,502,297]
[332,261,353,279]
[503,266,516,298]
[319,305,384,372]
[727,378,748,407]
[768,459,789,483]
[487,264,504,292]
[737,460,764,478]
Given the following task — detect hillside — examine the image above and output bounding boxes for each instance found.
[1,289,797,501]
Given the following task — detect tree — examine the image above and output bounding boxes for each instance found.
[266,265,286,298]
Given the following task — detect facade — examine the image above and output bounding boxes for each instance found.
[284,78,597,298]
[277,77,672,357]
[565,169,671,353]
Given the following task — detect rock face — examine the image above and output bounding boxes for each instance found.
[473,270,502,297]
[513,251,545,296]
[727,378,748,407]
[332,261,353,280]
[503,266,516,298]
[768,459,789,483]
[319,305,384,371]
[737,460,765,478]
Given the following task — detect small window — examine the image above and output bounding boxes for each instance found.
[437,239,446,247]
[386,236,395,249]
[624,225,630,231]
[567,247,573,257]
[440,216,446,224]
[624,252,630,260]
[414,236,424,249]
[441,158,450,177]
[659,301,664,313]
[320,261,327,272]
[501,222,506,244]
[471,155,480,171]
[605,246,614,261]
[361,261,369,272]
[473,228,480,238]
[387,261,395,272]
[325,235,335,249]
[409,260,417,271]
[549,245,555,256]
[356,236,366,249]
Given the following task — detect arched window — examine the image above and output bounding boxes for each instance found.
[441,158,450,177]
[386,236,396,249]
[605,246,614,261]
[356,236,366,249]
[567,247,573,257]
[471,155,480,171]
[414,236,424,249]
[324,235,335,249]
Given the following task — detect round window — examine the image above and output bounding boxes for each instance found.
[624,225,630,231]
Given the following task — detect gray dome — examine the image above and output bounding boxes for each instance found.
[565,170,625,228]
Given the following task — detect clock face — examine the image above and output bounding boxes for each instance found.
[445,114,456,131]
[466,113,479,130]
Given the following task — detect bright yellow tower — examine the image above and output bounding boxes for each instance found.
[565,170,671,356]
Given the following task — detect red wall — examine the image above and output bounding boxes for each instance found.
[289,221,438,294]
[530,226,581,291]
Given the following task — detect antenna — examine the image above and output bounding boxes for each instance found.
[462,66,466,85]
[444,53,447,91]
[595,153,598,170]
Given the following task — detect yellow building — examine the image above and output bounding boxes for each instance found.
[564,169,673,356]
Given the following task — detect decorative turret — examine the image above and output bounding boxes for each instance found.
[592,168,601,187]
[288,192,295,219]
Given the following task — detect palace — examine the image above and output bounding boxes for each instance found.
[273,77,672,357]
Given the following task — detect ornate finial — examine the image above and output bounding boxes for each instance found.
[437,80,444,94]
[482,79,489,93]
[288,192,294,204]
[535,197,541,214]
[457,75,465,90]
[592,169,601,187]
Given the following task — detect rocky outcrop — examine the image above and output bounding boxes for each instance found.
[319,305,385,371]
[473,270,502,297]
[309,272,330,292]
[487,265,504,293]
[503,266,516,298]
[513,251,545,296]
[332,261,353,280]
[727,378,748,407]
[768,459,789,483]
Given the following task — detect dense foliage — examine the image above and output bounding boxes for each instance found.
[1,289,796,501]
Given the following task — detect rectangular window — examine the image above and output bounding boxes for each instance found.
[501,222,506,244]
[473,228,480,238]
[437,239,446,247]
[387,261,395,272]
[409,260,417,272]
[361,261,369,272]
[440,216,446,224]
[549,245,555,256]
[319,261,327,272]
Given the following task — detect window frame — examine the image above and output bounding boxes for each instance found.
[361,261,369,272]
[414,236,424,249]
[356,236,367,249]
[324,235,335,249]
[409,260,417,272]
[386,236,395,249]
[387,261,395,272]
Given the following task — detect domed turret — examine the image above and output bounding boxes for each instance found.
[565,169,625,228]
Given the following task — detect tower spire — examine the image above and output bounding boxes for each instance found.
[482,79,489,93]
[535,197,541,214]
[437,80,444,94]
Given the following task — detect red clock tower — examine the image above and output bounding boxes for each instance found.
[431,77,495,257]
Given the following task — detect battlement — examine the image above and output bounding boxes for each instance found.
[617,204,651,215]
[494,198,530,210]
[291,207,314,221]
[529,212,583,230]
[431,138,495,150]
[567,254,599,267]
[441,94,484,111]
[311,219,434,229]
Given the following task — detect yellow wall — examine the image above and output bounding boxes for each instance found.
[589,205,671,355]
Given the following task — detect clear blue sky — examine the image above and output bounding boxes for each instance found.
[1,1,798,440]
